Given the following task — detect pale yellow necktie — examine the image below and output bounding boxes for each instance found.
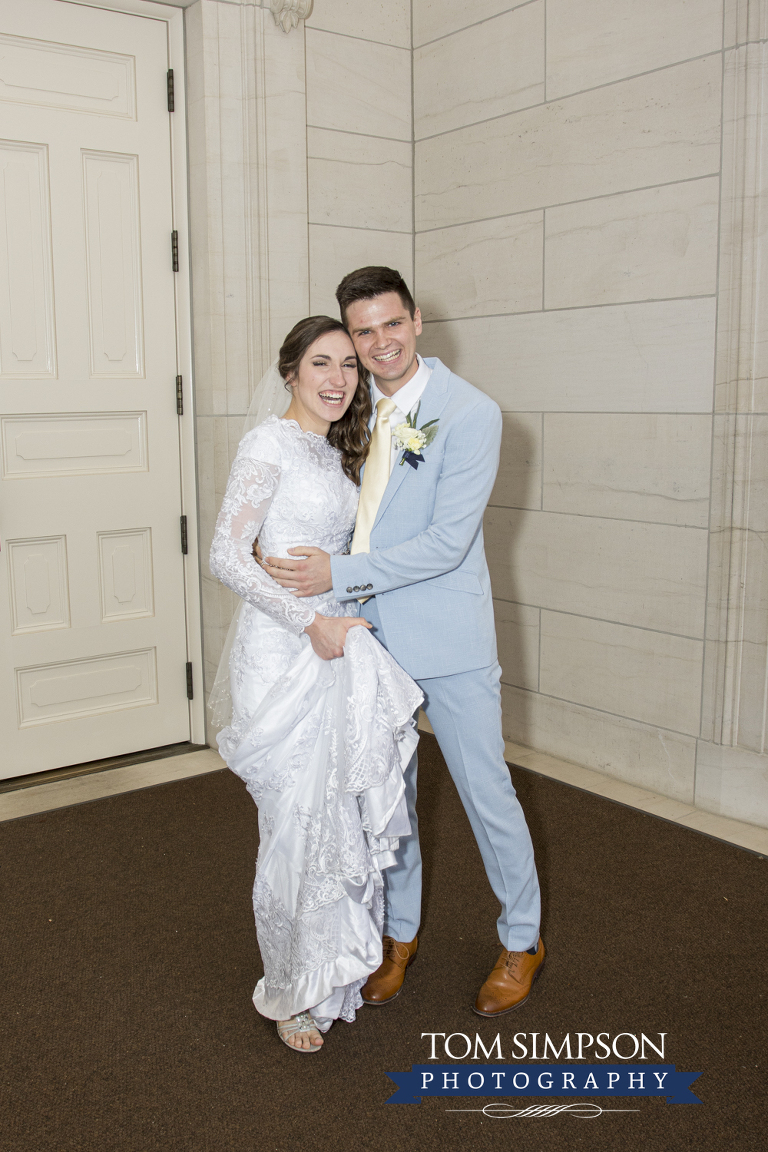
[351,397,397,567]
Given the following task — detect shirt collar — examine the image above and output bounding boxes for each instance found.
[370,354,432,420]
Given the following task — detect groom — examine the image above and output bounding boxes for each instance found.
[262,267,544,1016]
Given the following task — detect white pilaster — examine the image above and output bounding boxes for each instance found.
[700,0,768,826]
[185,0,309,726]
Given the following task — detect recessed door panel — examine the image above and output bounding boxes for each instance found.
[0,0,191,776]
[0,33,136,119]
[16,648,157,726]
[0,140,56,378]
[83,150,144,377]
[8,535,69,634]
[2,412,147,477]
[98,528,154,621]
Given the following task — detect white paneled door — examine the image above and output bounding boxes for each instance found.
[0,0,193,776]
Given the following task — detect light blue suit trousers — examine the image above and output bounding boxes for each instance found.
[364,597,540,952]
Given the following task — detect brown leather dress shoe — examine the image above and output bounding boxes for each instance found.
[361,935,418,1005]
[473,937,545,1016]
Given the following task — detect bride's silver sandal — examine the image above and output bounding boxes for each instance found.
[277,1012,324,1053]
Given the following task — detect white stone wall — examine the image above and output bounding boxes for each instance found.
[414,0,768,828]
[187,0,413,705]
[185,0,768,828]
[304,2,413,316]
[186,0,311,702]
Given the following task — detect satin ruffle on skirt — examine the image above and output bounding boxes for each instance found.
[217,626,422,1026]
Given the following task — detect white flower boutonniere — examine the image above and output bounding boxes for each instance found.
[392,403,439,469]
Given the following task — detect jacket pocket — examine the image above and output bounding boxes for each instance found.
[422,570,484,595]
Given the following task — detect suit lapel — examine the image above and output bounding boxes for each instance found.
[372,359,451,532]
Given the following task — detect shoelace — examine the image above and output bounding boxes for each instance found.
[382,938,411,964]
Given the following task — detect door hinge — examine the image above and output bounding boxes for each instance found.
[171,230,179,272]
[180,514,188,554]
[176,374,183,415]
[167,69,175,112]
[186,662,193,700]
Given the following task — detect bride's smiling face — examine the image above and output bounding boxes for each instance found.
[285,331,359,435]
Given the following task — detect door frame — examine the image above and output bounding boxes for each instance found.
[54,0,205,745]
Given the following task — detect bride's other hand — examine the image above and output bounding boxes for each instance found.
[304,613,372,660]
[261,546,332,597]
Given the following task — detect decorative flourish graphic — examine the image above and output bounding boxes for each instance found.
[448,1103,640,1120]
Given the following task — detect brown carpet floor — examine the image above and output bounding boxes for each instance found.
[0,733,764,1152]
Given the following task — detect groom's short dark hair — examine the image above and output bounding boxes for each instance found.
[336,266,416,326]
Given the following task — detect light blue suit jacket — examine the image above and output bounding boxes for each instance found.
[330,357,501,681]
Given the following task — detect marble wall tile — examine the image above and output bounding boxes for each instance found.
[306,28,411,140]
[415,56,722,230]
[703,414,768,751]
[539,611,703,735]
[196,414,244,573]
[187,2,309,419]
[309,225,414,318]
[413,0,521,47]
[715,42,768,416]
[484,508,709,635]
[489,413,542,510]
[307,128,412,232]
[259,10,312,357]
[501,683,697,800]
[729,421,768,741]
[414,2,544,139]
[542,414,712,527]
[510,748,690,811]
[723,0,768,49]
[416,212,543,321]
[544,178,720,309]
[196,413,242,685]
[202,574,237,696]
[186,1,248,417]
[419,298,717,412]
[674,806,768,850]
[695,739,768,826]
[495,600,540,690]
[546,0,724,101]
[305,0,411,49]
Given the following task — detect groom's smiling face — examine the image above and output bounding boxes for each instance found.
[345,291,422,396]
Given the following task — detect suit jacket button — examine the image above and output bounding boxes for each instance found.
[353,585,360,592]
[367,584,373,590]
[346,587,353,593]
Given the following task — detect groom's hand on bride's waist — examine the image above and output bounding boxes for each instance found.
[260,546,333,597]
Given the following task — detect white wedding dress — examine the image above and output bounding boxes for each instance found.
[209,415,422,1028]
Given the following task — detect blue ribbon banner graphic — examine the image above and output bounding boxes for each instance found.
[386,1064,702,1105]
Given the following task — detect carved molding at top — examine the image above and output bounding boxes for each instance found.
[270,0,313,33]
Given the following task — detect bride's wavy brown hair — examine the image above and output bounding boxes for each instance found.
[278,315,371,484]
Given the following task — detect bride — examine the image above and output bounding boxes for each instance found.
[209,316,422,1053]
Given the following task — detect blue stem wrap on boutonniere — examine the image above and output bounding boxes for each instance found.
[392,403,439,470]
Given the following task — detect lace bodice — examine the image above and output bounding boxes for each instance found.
[209,416,359,634]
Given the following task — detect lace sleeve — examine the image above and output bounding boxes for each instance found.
[209,455,316,634]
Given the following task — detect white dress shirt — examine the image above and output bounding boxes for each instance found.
[370,354,433,475]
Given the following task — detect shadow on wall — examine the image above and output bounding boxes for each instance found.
[419,303,537,750]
